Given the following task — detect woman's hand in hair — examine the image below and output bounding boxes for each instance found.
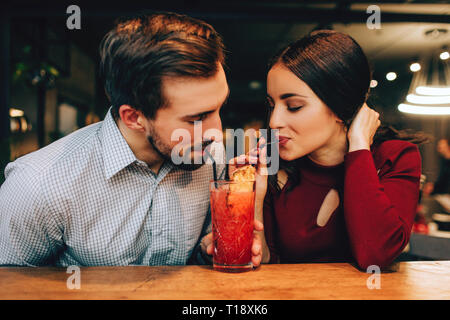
[347,103,381,152]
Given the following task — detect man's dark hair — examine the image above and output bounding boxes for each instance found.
[99,12,225,120]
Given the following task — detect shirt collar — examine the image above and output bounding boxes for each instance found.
[99,109,138,180]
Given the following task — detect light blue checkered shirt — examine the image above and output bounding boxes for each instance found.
[0,109,224,266]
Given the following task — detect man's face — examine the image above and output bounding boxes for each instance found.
[145,64,229,170]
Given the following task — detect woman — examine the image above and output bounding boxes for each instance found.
[249,30,425,270]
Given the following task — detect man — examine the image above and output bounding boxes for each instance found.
[0,13,263,266]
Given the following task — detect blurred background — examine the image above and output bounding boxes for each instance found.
[0,1,449,259]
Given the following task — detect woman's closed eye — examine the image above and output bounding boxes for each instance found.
[287,105,303,112]
[286,97,305,112]
[266,98,303,112]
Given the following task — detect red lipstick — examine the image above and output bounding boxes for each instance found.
[278,136,290,146]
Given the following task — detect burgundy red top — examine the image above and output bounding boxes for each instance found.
[263,140,421,269]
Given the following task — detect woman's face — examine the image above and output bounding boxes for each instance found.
[266,63,343,161]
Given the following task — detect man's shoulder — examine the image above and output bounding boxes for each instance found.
[6,122,103,184]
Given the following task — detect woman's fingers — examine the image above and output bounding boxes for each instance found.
[254,219,264,232]
[251,232,263,267]
[252,238,261,256]
[252,253,262,267]
[229,154,258,166]
[347,103,382,151]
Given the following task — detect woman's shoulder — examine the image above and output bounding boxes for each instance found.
[371,139,420,169]
[372,139,418,155]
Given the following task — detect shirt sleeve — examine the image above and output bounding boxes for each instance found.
[263,189,280,264]
[343,144,421,270]
[0,162,63,266]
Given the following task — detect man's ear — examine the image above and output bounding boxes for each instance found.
[118,105,146,132]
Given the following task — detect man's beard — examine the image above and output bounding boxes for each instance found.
[146,125,205,172]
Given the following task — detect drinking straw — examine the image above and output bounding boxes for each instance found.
[203,145,218,187]
[212,158,218,185]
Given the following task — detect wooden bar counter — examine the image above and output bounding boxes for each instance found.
[1,261,449,300]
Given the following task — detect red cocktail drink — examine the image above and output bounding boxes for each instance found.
[210,180,255,272]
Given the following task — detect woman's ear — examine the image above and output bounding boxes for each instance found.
[335,114,345,125]
[330,109,345,124]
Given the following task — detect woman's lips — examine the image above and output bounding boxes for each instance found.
[278,136,290,146]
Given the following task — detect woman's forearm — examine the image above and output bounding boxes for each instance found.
[255,198,271,264]
[343,146,421,269]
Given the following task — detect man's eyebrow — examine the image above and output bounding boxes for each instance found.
[183,89,230,118]
[183,109,216,119]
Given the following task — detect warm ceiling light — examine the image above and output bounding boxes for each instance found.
[398,103,450,115]
[9,108,24,117]
[410,63,421,72]
[386,72,397,81]
[440,51,449,60]
[370,80,378,88]
[406,94,450,105]
[416,86,450,96]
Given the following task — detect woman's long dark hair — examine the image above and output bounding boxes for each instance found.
[267,30,428,193]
